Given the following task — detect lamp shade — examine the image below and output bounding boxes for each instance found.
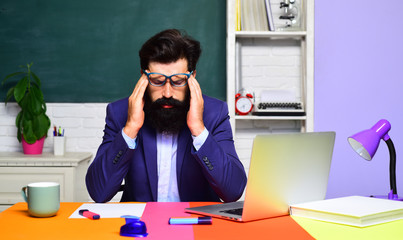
[347,119,400,200]
[347,119,391,161]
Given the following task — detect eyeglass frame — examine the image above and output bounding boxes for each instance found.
[142,69,194,87]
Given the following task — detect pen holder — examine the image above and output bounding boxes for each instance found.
[53,136,66,156]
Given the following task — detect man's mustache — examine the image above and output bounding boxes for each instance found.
[154,97,184,108]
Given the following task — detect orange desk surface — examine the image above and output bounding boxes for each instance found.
[0,202,313,240]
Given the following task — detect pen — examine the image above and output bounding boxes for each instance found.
[168,216,212,225]
[79,209,100,220]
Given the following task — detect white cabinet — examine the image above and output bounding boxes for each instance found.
[0,152,92,212]
[227,0,314,171]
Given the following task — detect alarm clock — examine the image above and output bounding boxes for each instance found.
[235,91,254,115]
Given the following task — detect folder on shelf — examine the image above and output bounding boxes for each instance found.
[240,0,250,31]
[240,0,269,31]
[236,0,241,31]
[264,0,275,31]
[255,0,269,31]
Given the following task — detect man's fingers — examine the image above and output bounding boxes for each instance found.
[131,74,148,99]
[188,76,202,99]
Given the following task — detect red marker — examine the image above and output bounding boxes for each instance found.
[79,209,100,220]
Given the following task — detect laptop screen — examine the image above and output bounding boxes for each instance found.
[242,132,336,221]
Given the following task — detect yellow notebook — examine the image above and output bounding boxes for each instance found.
[290,196,403,227]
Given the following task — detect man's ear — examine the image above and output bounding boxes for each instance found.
[192,70,196,78]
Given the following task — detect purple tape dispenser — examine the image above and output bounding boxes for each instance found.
[120,215,148,237]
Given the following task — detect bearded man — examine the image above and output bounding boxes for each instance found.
[86,29,246,203]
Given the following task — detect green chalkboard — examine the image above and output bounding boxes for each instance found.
[0,0,226,102]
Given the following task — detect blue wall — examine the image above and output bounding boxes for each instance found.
[315,0,403,198]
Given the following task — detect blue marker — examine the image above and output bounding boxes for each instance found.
[168,216,212,225]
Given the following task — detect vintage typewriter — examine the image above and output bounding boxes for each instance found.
[252,101,305,116]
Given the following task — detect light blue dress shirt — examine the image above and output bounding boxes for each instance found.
[121,127,209,202]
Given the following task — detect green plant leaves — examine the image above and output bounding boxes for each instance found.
[2,62,51,143]
[31,83,44,102]
[33,113,51,139]
[17,94,28,109]
[14,76,28,103]
[28,88,42,115]
[31,72,41,87]
[22,117,36,144]
[1,71,24,85]
[19,111,50,144]
[5,87,15,104]
[16,111,23,142]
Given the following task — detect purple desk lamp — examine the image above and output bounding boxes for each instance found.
[348,119,401,201]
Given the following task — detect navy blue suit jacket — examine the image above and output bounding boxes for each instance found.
[86,95,247,203]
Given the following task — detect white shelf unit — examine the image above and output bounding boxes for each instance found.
[226,0,314,171]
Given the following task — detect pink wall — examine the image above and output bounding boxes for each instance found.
[315,0,403,198]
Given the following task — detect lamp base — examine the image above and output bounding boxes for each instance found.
[369,190,403,201]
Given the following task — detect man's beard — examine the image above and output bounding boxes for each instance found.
[143,87,190,134]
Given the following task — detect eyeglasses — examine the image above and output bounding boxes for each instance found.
[142,69,193,87]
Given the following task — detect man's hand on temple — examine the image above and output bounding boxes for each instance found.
[187,75,205,137]
[124,74,149,139]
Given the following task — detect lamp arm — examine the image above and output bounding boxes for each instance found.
[385,139,397,195]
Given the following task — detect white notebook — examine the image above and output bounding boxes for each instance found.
[290,196,403,227]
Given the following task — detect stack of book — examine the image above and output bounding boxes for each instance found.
[290,196,403,227]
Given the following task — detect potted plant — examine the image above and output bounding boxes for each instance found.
[1,62,51,154]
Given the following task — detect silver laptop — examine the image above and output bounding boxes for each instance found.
[186,131,336,222]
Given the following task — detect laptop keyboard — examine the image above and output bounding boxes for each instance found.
[220,208,243,216]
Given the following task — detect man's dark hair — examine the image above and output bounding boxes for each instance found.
[139,29,201,72]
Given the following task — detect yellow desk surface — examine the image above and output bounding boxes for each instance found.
[292,215,403,240]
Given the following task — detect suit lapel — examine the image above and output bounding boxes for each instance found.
[141,123,158,201]
[176,127,192,190]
